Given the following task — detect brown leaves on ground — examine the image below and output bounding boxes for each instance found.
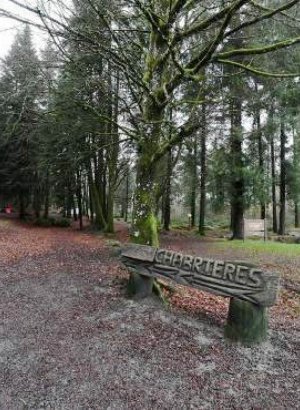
[1,217,298,329]
[0,216,105,264]
[0,217,299,409]
[158,230,300,329]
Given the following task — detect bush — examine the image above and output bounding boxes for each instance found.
[34,217,71,228]
[34,217,55,227]
[53,218,71,228]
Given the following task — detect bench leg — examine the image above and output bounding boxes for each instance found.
[225,298,268,346]
[127,272,154,299]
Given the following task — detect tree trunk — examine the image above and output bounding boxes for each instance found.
[228,13,245,240]
[292,125,300,229]
[132,89,165,247]
[19,193,26,219]
[86,162,94,223]
[106,191,114,233]
[133,154,159,247]
[190,137,197,228]
[279,120,286,235]
[256,106,266,220]
[43,168,50,219]
[91,183,107,230]
[105,68,120,234]
[33,181,41,218]
[89,184,94,223]
[124,171,130,222]
[66,184,72,219]
[163,147,172,231]
[230,97,245,239]
[199,102,207,235]
[270,129,277,233]
[129,150,159,298]
[76,171,83,230]
[95,148,107,223]
[129,6,170,297]
[295,203,299,228]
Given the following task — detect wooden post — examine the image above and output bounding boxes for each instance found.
[127,271,154,299]
[225,298,268,346]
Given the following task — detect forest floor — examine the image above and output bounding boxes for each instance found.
[0,216,299,409]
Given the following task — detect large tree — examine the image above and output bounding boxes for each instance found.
[1,0,300,237]
[0,25,41,217]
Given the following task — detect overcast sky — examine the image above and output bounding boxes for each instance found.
[0,0,47,59]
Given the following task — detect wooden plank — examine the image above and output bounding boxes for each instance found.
[121,244,280,307]
[122,244,157,262]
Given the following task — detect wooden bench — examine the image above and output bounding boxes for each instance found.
[121,244,280,346]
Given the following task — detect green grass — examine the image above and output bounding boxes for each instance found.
[217,239,300,257]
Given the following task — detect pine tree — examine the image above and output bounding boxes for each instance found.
[0,26,41,217]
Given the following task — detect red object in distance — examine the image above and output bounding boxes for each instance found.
[5,204,13,214]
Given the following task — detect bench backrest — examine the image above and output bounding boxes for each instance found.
[122,244,279,307]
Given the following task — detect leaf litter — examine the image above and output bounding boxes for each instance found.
[0,218,299,409]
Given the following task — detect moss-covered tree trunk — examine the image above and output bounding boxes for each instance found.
[162,147,172,231]
[128,149,159,298]
[132,145,160,248]
[129,94,165,297]
[128,2,172,297]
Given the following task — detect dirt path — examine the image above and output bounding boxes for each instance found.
[0,218,299,409]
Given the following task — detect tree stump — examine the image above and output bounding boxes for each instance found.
[127,271,153,299]
[225,298,268,346]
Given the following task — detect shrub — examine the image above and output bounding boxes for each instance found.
[34,217,55,227]
[34,217,71,228]
[53,218,71,228]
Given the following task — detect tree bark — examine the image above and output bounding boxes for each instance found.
[133,151,159,247]
[124,170,130,222]
[91,183,107,230]
[19,193,26,219]
[228,13,245,240]
[256,105,266,220]
[199,102,207,235]
[190,135,197,228]
[230,96,245,239]
[76,171,83,230]
[295,203,299,228]
[163,147,172,231]
[43,168,50,219]
[279,120,286,235]
[270,125,277,233]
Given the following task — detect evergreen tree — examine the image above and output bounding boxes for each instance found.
[0,26,41,217]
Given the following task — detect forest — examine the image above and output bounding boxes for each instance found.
[0,2,300,407]
[0,0,299,244]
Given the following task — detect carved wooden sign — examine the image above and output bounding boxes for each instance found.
[122,244,280,307]
[244,218,267,241]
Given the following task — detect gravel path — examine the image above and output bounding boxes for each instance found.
[0,219,299,409]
